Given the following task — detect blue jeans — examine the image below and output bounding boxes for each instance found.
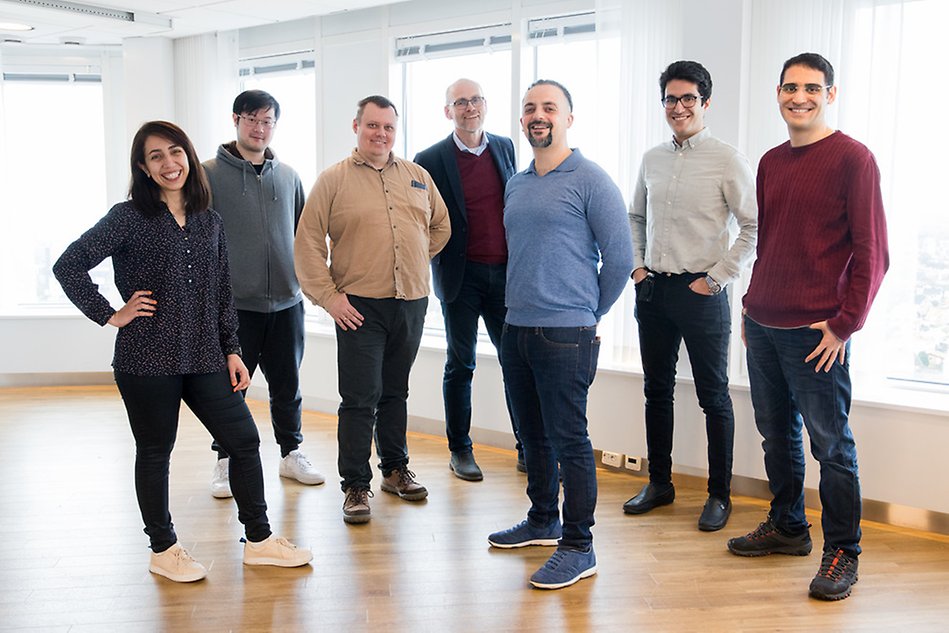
[441,261,520,455]
[635,272,734,499]
[335,296,427,491]
[214,301,305,458]
[501,324,600,550]
[115,370,271,552]
[744,316,861,556]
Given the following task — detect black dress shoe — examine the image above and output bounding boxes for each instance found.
[516,452,527,474]
[623,482,675,514]
[450,452,483,481]
[698,496,731,531]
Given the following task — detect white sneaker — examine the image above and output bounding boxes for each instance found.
[243,535,313,567]
[149,542,208,582]
[210,458,233,498]
[279,450,325,485]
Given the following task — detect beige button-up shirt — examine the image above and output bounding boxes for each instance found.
[629,127,757,286]
[295,149,450,308]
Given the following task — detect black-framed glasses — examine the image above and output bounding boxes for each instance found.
[451,96,485,109]
[662,94,701,109]
[780,83,831,95]
[238,114,277,129]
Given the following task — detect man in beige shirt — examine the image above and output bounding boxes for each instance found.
[295,95,450,524]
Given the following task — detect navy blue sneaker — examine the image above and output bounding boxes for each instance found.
[530,546,597,589]
[488,519,561,549]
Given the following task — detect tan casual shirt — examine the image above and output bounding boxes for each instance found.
[295,149,451,308]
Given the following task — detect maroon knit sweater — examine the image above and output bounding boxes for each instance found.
[454,145,507,264]
[743,131,888,341]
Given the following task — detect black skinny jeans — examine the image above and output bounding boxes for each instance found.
[115,370,271,552]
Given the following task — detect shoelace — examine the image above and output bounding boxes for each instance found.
[816,549,853,580]
[272,536,297,551]
[292,453,314,469]
[542,550,568,570]
[395,467,418,487]
[172,546,197,564]
[346,487,373,505]
[747,521,776,541]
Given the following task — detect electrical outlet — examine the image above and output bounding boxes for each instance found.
[601,451,622,468]
[625,456,642,472]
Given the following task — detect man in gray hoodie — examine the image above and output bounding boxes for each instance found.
[202,89,324,497]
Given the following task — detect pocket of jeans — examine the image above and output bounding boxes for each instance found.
[539,326,583,347]
[588,336,601,384]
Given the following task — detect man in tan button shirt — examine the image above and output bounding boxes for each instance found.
[295,95,450,524]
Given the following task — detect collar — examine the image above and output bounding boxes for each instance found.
[452,132,489,156]
[526,148,581,175]
[671,126,711,151]
[351,147,395,170]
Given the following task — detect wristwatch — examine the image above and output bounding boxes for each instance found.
[704,275,722,295]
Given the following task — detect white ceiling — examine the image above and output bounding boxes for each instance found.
[0,0,406,47]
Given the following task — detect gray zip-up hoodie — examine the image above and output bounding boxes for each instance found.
[203,142,306,313]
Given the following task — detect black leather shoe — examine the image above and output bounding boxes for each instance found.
[516,451,527,474]
[450,452,483,481]
[623,482,675,514]
[698,496,731,531]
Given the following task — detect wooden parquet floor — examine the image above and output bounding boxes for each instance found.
[1,386,948,632]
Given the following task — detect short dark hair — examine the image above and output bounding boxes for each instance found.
[128,120,210,217]
[526,79,573,112]
[233,89,281,120]
[659,60,713,101]
[780,52,835,87]
[356,95,398,121]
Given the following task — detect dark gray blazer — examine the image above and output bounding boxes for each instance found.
[414,133,517,303]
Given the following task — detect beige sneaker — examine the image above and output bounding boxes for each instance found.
[279,450,326,485]
[381,465,428,501]
[342,486,373,524]
[149,542,208,582]
[243,535,312,567]
[210,458,232,499]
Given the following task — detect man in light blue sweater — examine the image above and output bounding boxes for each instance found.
[487,80,634,590]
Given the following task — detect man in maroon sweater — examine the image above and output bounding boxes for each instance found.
[728,53,888,602]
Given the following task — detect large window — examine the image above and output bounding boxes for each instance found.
[0,75,115,311]
[397,25,514,336]
[845,0,949,387]
[240,54,318,187]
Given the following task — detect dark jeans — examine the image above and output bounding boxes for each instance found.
[635,272,734,499]
[501,324,600,550]
[441,261,521,455]
[744,317,861,556]
[213,301,305,458]
[335,296,427,491]
[115,370,271,552]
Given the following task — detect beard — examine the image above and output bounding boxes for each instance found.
[526,121,553,148]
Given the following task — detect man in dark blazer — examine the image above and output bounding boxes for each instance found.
[414,78,521,482]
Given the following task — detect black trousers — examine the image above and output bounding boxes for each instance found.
[335,296,427,491]
[115,370,271,552]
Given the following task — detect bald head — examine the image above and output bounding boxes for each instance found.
[445,78,487,141]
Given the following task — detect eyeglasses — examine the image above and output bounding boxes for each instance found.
[662,94,701,109]
[780,83,831,95]
[450,96,485,109]
[238,115,277,129]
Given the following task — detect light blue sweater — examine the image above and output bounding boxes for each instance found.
[504,149,634,327]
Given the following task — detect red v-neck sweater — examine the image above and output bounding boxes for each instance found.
[743,131,888,341]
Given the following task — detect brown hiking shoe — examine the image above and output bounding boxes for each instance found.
[342,486,372,524]
[381,465,428,501]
